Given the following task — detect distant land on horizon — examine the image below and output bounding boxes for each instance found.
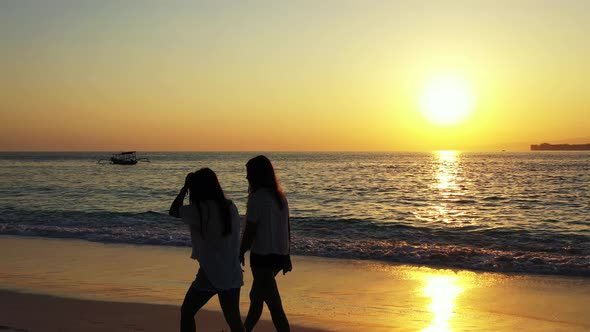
[530,143,590,151]
[445,136,590,152]
[528,136,590,151]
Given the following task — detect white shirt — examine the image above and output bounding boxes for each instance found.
[246,188,290,255]
[180,200,243,290]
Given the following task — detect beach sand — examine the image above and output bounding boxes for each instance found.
[0,290,325,332]
[1,235,589,331]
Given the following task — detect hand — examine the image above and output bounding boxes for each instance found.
[179,186,188,196]
[184,172,194,187]
[282,255,292,275]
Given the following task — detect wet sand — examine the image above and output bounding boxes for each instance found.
[0,290,325,332]
[1,235,589,331]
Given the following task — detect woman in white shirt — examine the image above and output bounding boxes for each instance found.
[170,168,245,332]
[240,155,291,332]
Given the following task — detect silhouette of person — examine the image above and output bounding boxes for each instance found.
[240,155,292,332]
[170,168,245,332]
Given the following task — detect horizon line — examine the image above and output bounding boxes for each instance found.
[0,149,540,154]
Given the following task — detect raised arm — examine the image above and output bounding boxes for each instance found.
[169,186,188,218]
[169,173,193,218]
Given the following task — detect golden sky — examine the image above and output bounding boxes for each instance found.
[1,1,589,151]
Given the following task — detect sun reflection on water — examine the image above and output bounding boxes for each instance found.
[434,150,460,192]
[421,275,463,332]
[427,150,465,224]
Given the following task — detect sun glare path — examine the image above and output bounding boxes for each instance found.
[426,150,464,225]
[435,150,459,191]
[420,75,475,126]
[422,275,463,332]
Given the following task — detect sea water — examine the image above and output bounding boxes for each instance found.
[0,151,588,276]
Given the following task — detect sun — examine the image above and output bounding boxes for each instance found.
[420,74,475,126]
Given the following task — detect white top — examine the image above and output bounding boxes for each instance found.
[246,188,290,255]
[180,200,243,290]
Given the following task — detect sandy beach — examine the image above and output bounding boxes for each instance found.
[0,290,325,332]
[1,235,589,331]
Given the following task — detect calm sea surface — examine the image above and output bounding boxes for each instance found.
[0,152,588,276]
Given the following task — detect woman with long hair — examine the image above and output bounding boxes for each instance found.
[240,155,291,332]
[169,168,245,332]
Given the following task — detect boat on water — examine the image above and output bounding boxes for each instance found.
[98,151,150,165]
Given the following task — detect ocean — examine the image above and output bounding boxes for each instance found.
[0,151,588,277]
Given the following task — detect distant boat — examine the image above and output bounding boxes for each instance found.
[531,143,590,151]
[98,151,150,165]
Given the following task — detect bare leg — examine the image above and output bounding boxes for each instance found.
[218,288,245,332]
[244,266,289,332]
[244,269,264,331]
[180,286,214,332]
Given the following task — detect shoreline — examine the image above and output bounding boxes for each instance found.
[2,235,590,331]
[3,233,587,279]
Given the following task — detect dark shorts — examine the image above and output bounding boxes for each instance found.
[250,253,289,271]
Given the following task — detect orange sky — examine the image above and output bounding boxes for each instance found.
[1,1,589,151]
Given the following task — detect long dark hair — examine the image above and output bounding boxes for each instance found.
[186,168,231,236]
[246,155,285,209]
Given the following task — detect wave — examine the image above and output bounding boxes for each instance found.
[1,210,588,277]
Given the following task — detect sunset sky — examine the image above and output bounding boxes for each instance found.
[1,0,589,152]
